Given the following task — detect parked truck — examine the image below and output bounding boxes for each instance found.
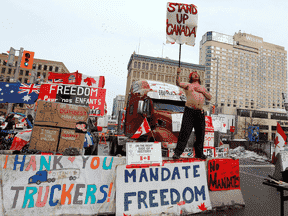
[109,79,191,157]
[28,169,80,185]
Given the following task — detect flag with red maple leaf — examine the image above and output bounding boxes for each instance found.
[272,122,287,164]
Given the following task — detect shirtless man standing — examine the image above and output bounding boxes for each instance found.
[173,67,212,160]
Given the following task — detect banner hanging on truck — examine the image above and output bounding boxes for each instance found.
[116,162,212,215]
[1,155,125,215]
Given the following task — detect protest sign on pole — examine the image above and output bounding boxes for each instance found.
[166,3,198,66]
[116,162,212,215]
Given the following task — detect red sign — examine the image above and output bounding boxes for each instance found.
[230,126,235,133]
[38,84,106,116]
[208,159,240,191]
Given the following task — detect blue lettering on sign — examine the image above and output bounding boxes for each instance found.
[161,168,171,181]
[49,185,61,207]
[97,185,108,203]
[182,187,194,204]
[160,189,169,206]
[195,185,206,201]
[139,169,148,182]
[182,166,191,178]
[13,155,26,171]
[149,190,158,208]
[124,192,136,211]
[193,165,200,178]
[170,188,180,205]
[125,169,136,183]
[150,168,158,181]
[171,167,180,180]
[138,191,148,209]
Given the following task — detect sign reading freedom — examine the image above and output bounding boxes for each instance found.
[38,84,106,116]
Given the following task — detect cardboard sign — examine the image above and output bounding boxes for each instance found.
[116,162,212,215]
[166,3,198,46]
[38,84,106,116]
[126,142,162,165]
[58,129,85,153]
[1,155,125,215]
[34,101,89,129]
[29,126,60,152]
[208,159,240,191]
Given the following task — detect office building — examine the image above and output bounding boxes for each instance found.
[0,53,69,83]
[199,31,288,140]
[112,95,125,120]
[125,52,206,106]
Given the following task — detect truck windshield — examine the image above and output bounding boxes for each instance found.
[153,99,185,113]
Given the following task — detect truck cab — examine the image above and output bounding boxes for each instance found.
[124,80,187,153]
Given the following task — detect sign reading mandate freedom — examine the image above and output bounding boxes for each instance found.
[166,2,198,46]
[116,162,212,215]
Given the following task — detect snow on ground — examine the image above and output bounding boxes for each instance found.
[229,146,270,162]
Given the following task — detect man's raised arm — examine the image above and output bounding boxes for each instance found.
[176,68,188,90]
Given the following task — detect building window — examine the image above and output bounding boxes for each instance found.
[19,78,22,82]
[138,62,140,69]
[25,71,29,76]
[24,78,28,83]
[154,64,157,71]
[33,64,36,69]
[150,64,153,70]
[134,62,137,68]
[44,65,47,70]
[43,72,46,78]
[20,70,23,76]
[49,66,53,71]
[8,68,12,74]
[37,72,40,77]
[146,63,149,70]
[142,63,145,69]
[55,67,59,72]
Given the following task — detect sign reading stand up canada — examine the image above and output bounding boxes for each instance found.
[166,2,198,46]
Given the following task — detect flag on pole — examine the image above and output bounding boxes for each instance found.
[131,118,151,139]
[272,122,287,164]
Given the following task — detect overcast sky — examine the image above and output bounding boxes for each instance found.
[1,0,287,115]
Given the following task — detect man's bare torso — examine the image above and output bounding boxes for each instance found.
[184,83,205,110]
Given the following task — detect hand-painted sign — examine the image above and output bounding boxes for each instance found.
[166,3,198,46]
[38,84,106,116]
[211,115,228,133]
[116,162,212,215]
[1,155,125,215]
[208,159,240,191]
[126,142,162,165]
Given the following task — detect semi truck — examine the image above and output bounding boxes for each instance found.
[28,169,80,185]
[109,79,190,157]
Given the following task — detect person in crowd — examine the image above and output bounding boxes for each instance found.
[26,114,34,128]
[173,68,212,160]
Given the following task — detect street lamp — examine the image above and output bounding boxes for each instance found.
[212,57,219,115]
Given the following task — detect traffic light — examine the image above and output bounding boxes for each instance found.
[7,47,15,67]
[212,105,215,114]
[20,51,35,70]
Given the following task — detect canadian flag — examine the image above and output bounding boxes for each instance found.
[48,71,105,88]
[272,122,287,164]
[131,118,151,139]
[10,129,32,150]
[140,156,150,161]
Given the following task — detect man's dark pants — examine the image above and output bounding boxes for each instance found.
[174,106,206,157]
